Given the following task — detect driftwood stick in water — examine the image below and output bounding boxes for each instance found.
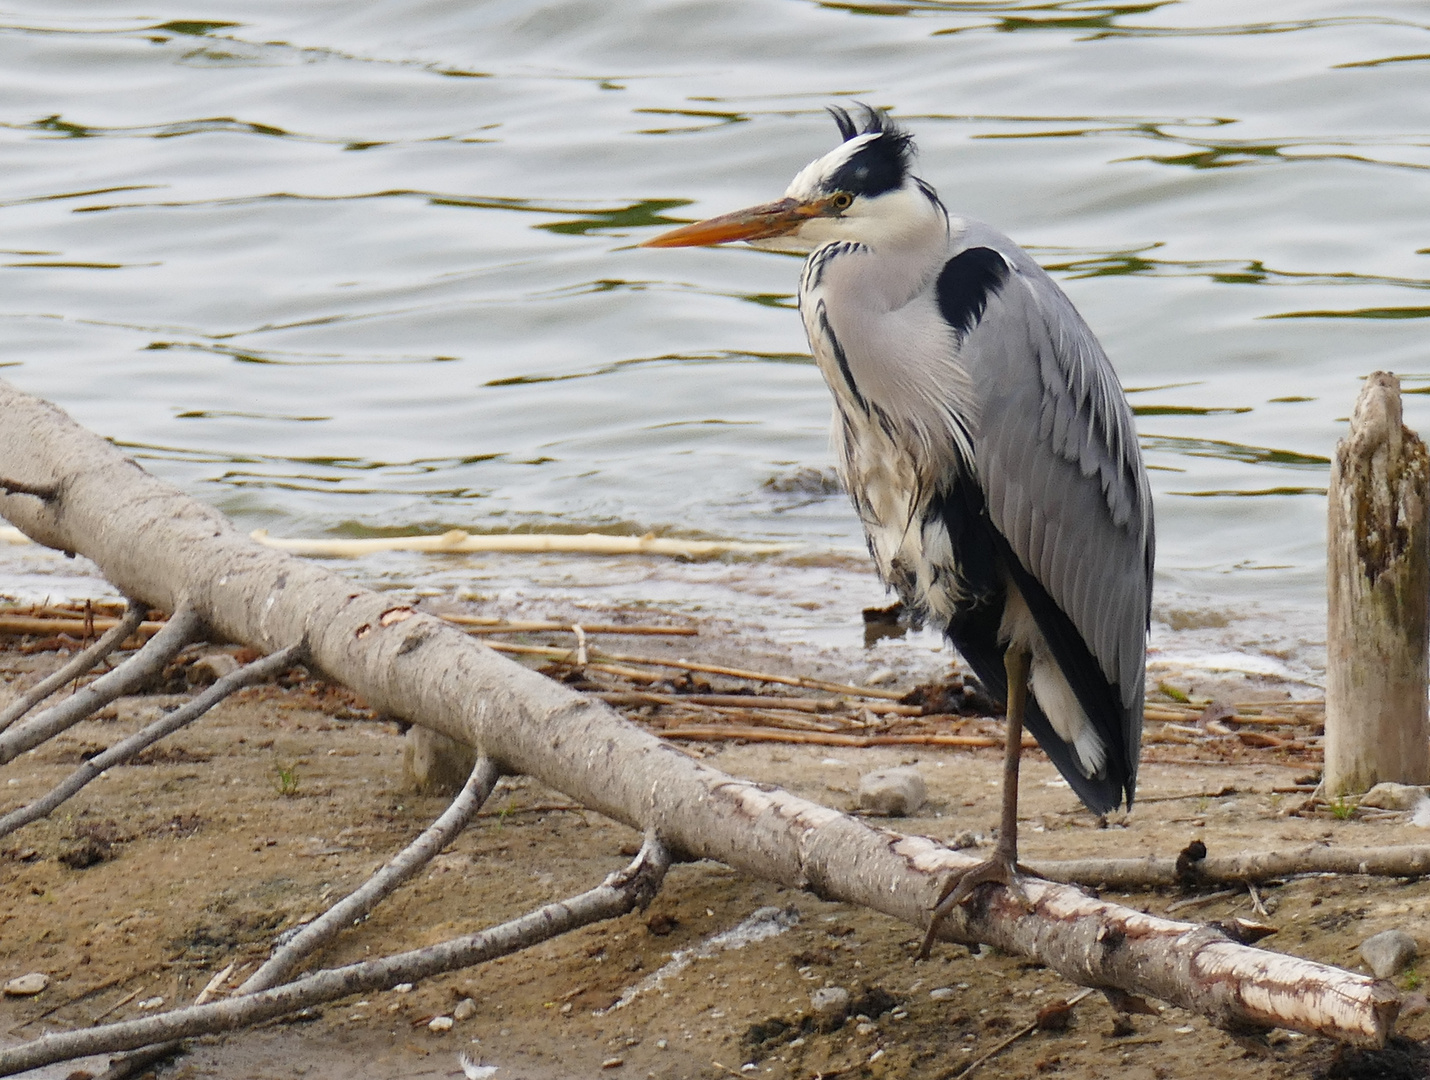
[0,378,1399,1047]
[1324,371,1430,796]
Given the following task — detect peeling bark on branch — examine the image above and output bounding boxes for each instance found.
[0,378,1400,1047]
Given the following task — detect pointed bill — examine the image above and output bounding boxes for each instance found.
[640,196,837,248]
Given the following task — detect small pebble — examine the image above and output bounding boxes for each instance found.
[856,1022,878,1037]
[600,1057,624,1069]
[453,997,477,1022]
[1361,929,1418,979]
[3,973,49,997]
[137,997,164,1010]
[655,1039,668,1050]
[929,987,957,1002]
[869,1049,885,1063]
[858,766,926,816]
[429,1015,454,1033]
[810,986,850,1030]
[560,1002,573,1015]
[394,983,414,993]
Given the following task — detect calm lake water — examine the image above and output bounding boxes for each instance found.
[4,1,1430,676]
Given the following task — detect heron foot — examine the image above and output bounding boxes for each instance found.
[916,850,1032,960]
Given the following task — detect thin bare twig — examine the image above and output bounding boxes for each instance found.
[0,606,203,767]
[0,643,303,840]
[0,603,146,734]
[595,690,923,717]
[939,988,1094,1080]
[240,754,500,993]
[657,725,1033,749]
[0,834,671,1077]
[486,642,908,700]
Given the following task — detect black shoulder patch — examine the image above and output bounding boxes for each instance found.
[935,247,1010,337]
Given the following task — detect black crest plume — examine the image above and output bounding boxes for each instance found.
[823,103,915,199]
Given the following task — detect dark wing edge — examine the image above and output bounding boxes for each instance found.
[964,261,1154,808]
[935,479,1130,814]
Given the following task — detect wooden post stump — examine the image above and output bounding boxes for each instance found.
[1325,372,1430,796]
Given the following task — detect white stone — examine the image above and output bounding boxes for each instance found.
[429,1015,454,1033]
[929,987,957,1001]
[453,997,477,1022]
[1360,782,1429,811]
[858,766,926,816]
[1361,929,1418,978]
[3,973,48,997]
[810,986,850,1029]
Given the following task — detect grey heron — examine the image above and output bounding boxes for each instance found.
[642,106,1153,955]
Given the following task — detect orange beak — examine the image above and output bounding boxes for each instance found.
[640,196,836,248]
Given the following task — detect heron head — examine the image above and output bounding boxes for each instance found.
[642,105,939,255]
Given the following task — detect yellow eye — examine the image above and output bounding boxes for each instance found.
[831,192,853,211]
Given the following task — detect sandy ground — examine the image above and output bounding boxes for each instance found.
[2,610,1429,1080]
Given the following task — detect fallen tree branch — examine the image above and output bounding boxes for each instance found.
[0,643,302,840]
[241,753,501,992]
[0,606,203,766]
[0,833,671,1076]
[0,603,146,734]
[0,379,1399,1047]
[1028,841,1430,889]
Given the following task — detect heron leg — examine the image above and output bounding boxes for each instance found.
[917,647,1033,960]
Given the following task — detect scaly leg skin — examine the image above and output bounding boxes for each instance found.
[918,647,1034,960]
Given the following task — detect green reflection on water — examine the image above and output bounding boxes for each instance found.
[1132,405,1252,417]
[152,21,239,36]
[634,108,750,135]
[1170,487,1327,498]
[145,341,457,367]
[1140,434,1329,470]
[1035,244,1430,292]
[23,114,291,141]
[175,410,331,422]
[1264,307,1430,321]
[432,195,693,237]
[484,350,812,388]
